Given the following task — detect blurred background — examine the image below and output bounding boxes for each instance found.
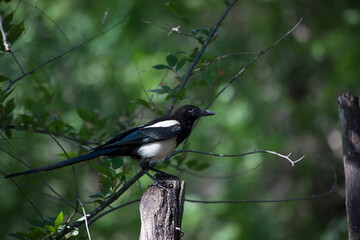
[1,0,359,239]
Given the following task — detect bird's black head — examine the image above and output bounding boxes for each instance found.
[173,105,215,124]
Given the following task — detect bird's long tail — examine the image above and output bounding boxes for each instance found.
[4,148,116,178]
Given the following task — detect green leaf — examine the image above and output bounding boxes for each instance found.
[88,193,104,199]
[30,227,45,239]
[92,163,113,178]
[56,152,77,159]
[8,232,29,239]
[166,2,184,16]
[54,212,63,228]
[152,64,173,70]
[111,157,123,169]
[166,54,178,67]
[0,87,15,103]
[5,128,12,138]
[176,57,187,72]
[7,20,25,45]
[195,162,210,171]
[3,12,14,32]
[0,75,8,82]
[77,107,95,123]
[186,159,198,169]
[45,225,56,233]
[5,98,15,113]
[130,98,150,109]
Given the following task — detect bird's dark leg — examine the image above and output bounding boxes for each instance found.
[139,159,172,189]
[149,167,179,180]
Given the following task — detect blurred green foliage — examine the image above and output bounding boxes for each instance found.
[1,0,359,239]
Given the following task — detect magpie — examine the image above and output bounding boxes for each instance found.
[5,105,215,181]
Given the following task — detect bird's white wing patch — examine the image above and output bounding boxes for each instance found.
[145,120,180,128]
[137,138,177,163]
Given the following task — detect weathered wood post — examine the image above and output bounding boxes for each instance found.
[139,175,186,240]
[338,92,360,240]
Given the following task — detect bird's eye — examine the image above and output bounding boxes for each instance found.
[191,108,198,115]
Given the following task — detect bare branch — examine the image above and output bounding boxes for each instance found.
[35,115,80,210]
[0,12,25,74]
[22,2,74,47]
[142,20,196,39]
[185,187,340,204]
[172,149,305,166]
[0,169,45,224]
[169,162,263,180]
[166,0,240,115]
[77,199,92,240]
[0,12,11,52]
[87,199,141,226]
[185,173,340,204]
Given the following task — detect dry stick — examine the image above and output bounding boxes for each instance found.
[166,0,239,115]
[78,199,92,240]
[0,12,25,74]
[0,12,11,52]
[142,20,197,39]
[173,149,304,166]
[170,162,263,180]
[186,170,339,204]
[185,187,340,204]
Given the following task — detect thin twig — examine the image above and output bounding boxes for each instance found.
[2,124,98,145]
[0,12,25,74]
[87,199,141,226]
[170,162,263,180]
[35,115,80,210]
[185,187,340,204]
[166,0,239,115]
[22,2,74,47]
[77,199,92,240]
[142,20,196,39]
[191,52,258,74]
[206,18,303,109]
[1,145,76,209]
[185,175,340,204]
[0,12,11,52]
[0,170,45,224]
[172,149,304,166]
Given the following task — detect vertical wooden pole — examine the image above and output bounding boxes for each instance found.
[139,176,185,240]
[338,92,360,240]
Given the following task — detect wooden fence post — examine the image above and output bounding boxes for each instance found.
[338,92,360,240]
[139,175,186,240]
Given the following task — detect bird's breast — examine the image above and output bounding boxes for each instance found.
[136,137,177,163]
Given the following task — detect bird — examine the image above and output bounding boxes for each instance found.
[5,105,215,184]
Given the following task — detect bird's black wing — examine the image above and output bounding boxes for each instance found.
[103,124,181,147]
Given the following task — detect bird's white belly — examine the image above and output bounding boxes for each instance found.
[137,138,177,163]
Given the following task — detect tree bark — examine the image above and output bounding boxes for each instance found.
[139,175,185,240]
[338,92,360,240]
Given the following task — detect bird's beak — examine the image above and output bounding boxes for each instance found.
[200,109,215,116]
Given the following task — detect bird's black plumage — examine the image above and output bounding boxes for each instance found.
[5,105,215,178]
